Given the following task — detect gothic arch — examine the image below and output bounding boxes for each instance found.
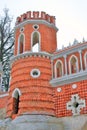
[84,52,87,70]
[12,88,21,114]
[69,55,79,74]
[31,31,41,52]
[55,60,64,78]
[18,33,25,54]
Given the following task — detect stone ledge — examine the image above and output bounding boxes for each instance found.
[50,70,87,87]
[10,51,52,65]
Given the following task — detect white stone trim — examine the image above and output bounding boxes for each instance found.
[50,69,87,87]
[31,31,41,52]
[0,93,9,98]
[51,45,87,60]
[10,52,51,66]
[18,33,25,54]
[12,88,21,99]
[67,94,86,115]
[69,55,79,74]
[84,51,87,70]
[15,19,58,32]
[30,69,40,78]
[54,60,64,78]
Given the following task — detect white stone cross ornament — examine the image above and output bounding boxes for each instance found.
[67,94,85,115]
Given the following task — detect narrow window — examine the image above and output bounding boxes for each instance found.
[13,93,19,114]
[12,89,21,114]
[18,34,24,54]
[70,56,78,74]
[32,32,40,52]
[55,60,63,78]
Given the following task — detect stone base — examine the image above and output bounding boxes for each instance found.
[0,114,87,130]
[6,115,63,130]
[59,115,87,130]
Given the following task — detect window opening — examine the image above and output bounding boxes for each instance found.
[18,34,24,54]
[56,61,62,78]
[70,56,77,74]
[13,91,20,114]
[32,32,40,52]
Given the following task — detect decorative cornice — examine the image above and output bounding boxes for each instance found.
[10,51,52,65]
[52,43,87,60]
[50,70,87,87]
[15,19,58,32]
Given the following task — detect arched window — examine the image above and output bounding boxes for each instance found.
[31,31,40,52]
[55,60,63,78]
[18,34,24,54]
[84,52,87,70]
[69,55,78,74]
[12,88,21,114]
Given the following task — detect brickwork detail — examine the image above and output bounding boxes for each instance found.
[4,11,87,120]
[54,80,87,117]
[7,56,55,117]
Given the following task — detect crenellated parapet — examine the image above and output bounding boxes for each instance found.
[16,11,56,25]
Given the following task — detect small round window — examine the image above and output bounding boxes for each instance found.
[30,69,40,78]
[33,24,39,30]
[20,27,24,32]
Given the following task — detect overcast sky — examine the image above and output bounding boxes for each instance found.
[0,0,87,49]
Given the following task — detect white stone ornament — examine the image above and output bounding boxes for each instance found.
[72,84,77,89]
[67,94,85,115]
[57,88,62,92]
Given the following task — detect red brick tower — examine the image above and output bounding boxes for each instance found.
[1,11,87,130]
[7,12,62,130]
[6,11,63,130]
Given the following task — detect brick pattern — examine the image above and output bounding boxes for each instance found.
[7,56,55,117]
[5,11,87,120]
[54,80,87,117]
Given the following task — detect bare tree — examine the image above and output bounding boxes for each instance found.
[0,8,14,91]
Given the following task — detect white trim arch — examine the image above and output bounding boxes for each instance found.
[12,88,21,99]
[18,33,25,54]
[84,51,87,70]
[55,60,64,78]
[69,55,79,74]
[31,31,41,52]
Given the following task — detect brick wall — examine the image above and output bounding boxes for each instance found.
[7,56,55,117]
[54,80,87,117]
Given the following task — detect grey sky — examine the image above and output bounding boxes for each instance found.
[0,0,87,49]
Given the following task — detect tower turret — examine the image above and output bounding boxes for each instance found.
[14,11,58,55]
[7,11,58,118]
